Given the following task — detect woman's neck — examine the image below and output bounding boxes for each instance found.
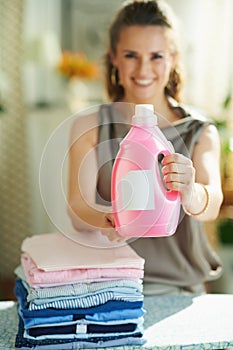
[120,95,181,125]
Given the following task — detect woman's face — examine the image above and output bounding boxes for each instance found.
[111,25,176,104]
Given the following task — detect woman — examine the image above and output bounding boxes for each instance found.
[68,0,223,294]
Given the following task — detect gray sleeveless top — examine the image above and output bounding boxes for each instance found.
[96,102,222,288]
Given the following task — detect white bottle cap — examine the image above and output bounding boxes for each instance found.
[133,104,157,125]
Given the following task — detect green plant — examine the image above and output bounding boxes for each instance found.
[217,218,233,244]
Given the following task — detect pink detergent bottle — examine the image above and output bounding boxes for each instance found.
[111,104,181,237]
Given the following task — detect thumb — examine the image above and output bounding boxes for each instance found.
[105,213,115,228]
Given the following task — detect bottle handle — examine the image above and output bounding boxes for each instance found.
[158,149,180,202]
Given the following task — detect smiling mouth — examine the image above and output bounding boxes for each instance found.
[134,78,154,86]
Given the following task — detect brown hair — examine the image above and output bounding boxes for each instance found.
[104,0,184,102]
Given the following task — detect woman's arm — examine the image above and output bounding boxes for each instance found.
[67,116,114,231]
[162,124,223,221]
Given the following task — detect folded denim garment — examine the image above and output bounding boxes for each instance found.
[24,321,141,340]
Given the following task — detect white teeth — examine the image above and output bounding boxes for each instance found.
[135,79,153,86]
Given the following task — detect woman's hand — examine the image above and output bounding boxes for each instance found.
[161,124,223,221]
[101,213,127,243]
[161,153,195,208]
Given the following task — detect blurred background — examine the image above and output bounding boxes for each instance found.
[0,0,233,299]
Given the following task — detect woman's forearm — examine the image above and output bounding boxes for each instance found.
[182,183,223,222]
[67,199,113,231]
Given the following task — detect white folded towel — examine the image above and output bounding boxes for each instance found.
[21,232,145,272]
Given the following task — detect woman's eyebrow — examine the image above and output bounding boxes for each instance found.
[123,49,164,53]
[122,49,137,53]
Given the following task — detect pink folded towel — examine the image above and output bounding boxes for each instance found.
[21,252,144,287]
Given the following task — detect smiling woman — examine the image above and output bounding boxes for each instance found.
[67,0,223,295]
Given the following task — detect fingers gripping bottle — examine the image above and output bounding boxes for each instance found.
[111,104,180,237]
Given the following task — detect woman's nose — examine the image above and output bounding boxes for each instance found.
[137,58,152,75]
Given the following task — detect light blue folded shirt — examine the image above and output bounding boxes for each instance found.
[22,306,146,328]
[27,316,144,330]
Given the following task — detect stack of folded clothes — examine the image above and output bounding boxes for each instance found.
[14,232,146,349]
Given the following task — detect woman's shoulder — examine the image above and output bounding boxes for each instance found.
[169,98,212,127]
[180,103,210,123]
[69,108,99,146]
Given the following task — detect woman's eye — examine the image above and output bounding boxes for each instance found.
[152,53,163,60]
[124,52,137,59]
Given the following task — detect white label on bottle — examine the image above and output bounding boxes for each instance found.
[121,170,155,210]
[76,324,87,333]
